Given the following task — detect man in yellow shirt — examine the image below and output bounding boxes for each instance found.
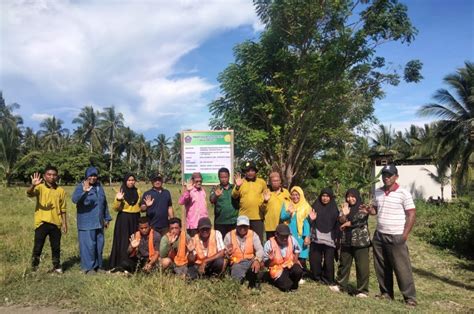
[263,172,290,240]
[232,161,267,242]
[27,166,67,273]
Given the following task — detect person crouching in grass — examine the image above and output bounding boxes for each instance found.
[27,165,67,273]
[123,217,161,273]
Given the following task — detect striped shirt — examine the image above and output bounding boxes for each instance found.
[374,185,415,235]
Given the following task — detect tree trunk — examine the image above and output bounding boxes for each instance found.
[109,141,114,185]
[441,185,444,202]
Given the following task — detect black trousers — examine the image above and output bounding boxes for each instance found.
[309,242,335,285]
[249,220,264,244]
[121,256,148,273]
[214,224,235,238]
[273,264,304,291]
[32,222,61,269]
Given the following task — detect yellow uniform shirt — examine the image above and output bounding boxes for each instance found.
[28,183,67,229]
[112,189,142,213]
[264,188,291,232]
[232,178,267,220]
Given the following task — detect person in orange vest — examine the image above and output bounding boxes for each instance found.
[159,217,195,278]
[223,216,264,289]
[263,223,304,291]
[187,217,226,277]
[122,217,161,273]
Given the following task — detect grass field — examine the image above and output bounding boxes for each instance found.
[0,183,473,312]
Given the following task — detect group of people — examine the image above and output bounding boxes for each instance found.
[27,162,417,306]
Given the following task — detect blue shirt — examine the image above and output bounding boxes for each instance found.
[72,182,112,230]
[141,188,172,229]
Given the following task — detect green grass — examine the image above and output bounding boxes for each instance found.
[1,184,473,312]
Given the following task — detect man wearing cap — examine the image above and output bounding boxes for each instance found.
[140,173,174,236]
[72,166,112,274]
[179,172,208,237]
[224,216,264,289]
[263,172,291,240]
[364,164,417,306]
[188,217,226,277]
[232,161,267,243]
[263,224,304,291]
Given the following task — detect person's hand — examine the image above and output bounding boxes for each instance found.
[186,178,194,191]
[263,189,271,202]
[168,233,178,244]
[130,234,140,248]
[144,195,154,207]
[402,234,409,242]
[104,221,110,229]
[267,248,274,260]
[287,203,296,215]
[309,209,317,221]
[340,221,351,231]
[251,260,261,273]
[341,202,350,216]
[82,180,91,192]
[225,243,233,256]
[198,262,206,274]
[115,189,124,201]
[31,172,43,186]
[234,173,243,187]
[214,185,223,198]
[143,263,153,272]
[61,223,68,234]
[359,204,370,214]
[304,236,311,246]
[186,238,195,252]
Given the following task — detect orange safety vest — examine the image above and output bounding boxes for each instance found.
[268,236,294,279]
[230,229,255,264]
[193,229,217,265]
[173,230,188,267]
[131,230,155,260]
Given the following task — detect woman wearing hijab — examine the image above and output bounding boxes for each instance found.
[336,188,371,297]
[308,188,340,290]
[280,186,311,275]
[108,173,142,271]
[72,166,112,274]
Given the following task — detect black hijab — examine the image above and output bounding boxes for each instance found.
[345,188,363,221]
[122,173,139,206]
[311,188,340,233]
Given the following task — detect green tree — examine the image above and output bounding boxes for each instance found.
[370,124,397,156]
[422,164,450,202]
[210,0,419,185]
[38,116,69,151]
[418,61,474,191]
[153,133,170,175]
[99,106,124,184]
[72,106,103,153]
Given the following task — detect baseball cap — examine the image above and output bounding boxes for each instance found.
[381,164,398,176]
[197,217,212,230]
[242,161,258,172]
[275,223,291,236]
[149,173,163,181]
[236,215,250,226]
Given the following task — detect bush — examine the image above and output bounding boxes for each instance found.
[415,200,474,257]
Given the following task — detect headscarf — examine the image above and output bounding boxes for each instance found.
[345,188,363,221]
[311,188,339,233]
[289,186,312,236]
[122,173,139,206]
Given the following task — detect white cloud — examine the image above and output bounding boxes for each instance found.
[1,0,260,134]
[31,113,53,122]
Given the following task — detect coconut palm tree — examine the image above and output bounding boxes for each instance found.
[370,124,397,156]
[38,116,69,151]
[422,164,450,202]
[153,134,170,174]
[418,61,474,189]
[99,106,124,184]
[72,106,103,153]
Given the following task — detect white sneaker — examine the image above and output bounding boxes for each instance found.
[329,285,340,292]
[299,279,306,285]
[356,293,368,298]
[53,268,63,274]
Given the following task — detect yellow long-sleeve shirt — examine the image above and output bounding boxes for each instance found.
[232,178,267,220]
[28,183,67,229]
[112,189,142,213]
[264,188,291,232]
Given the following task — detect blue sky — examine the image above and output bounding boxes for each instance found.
[1,0,473,140]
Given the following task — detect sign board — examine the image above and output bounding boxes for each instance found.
[181,130,234,185]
